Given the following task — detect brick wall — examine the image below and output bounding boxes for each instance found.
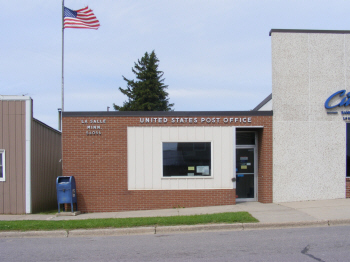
[257,119,273,203]
[62,114,273,212]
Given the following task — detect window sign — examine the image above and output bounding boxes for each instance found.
[163,142,211,177]
[196,166,210,175]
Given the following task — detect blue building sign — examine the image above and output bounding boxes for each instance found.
[325,90,350,109]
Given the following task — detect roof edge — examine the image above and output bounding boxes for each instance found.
[269,29,350,36]
[33,118,61,134]
[62,111,273,117]
[0,95,32,101]
[253,94,272,111]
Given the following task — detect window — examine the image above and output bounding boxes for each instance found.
[236,132,255,145]
[0,150,5,182]
[163,142,211,177]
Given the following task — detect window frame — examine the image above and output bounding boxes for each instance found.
[162,141,213,178]
[0,150,5,182]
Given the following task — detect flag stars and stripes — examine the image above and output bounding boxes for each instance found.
[64,6,100,30]
[64,7,77,18]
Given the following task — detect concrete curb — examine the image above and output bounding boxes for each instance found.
[242,221,330,230]
[1,219,350,238]
[0,230,68,238]
[68,227,154,237]
[328,219,350,226]
[155,223,244,234]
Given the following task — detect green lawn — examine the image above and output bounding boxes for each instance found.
[0,212,258,231]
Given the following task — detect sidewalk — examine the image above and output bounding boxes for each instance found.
[1,198,350,237]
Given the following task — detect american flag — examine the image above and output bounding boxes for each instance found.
[64,6,100,30]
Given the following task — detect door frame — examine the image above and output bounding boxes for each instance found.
[235,131,258,202]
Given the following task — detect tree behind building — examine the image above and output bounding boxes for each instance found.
[113,51,174,111]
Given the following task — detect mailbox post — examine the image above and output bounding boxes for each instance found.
[56,176,77,213]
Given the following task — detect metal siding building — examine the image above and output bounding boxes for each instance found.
[0,96,62,214]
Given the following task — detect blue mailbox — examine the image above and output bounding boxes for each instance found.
[56,176,77,213]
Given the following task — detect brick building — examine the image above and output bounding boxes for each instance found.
[62,112,272,212]
[61,29,350,213]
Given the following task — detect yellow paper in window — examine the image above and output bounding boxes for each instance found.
[241,165,247,169]
[188,166,195,171]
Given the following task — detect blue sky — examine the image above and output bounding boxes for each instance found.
[2,1,350,129]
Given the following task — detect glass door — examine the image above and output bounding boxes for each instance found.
[236,148,256,200]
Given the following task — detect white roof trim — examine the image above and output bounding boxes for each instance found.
[0,95,31,101]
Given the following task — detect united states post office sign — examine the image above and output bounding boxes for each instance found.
[139,117,252,124]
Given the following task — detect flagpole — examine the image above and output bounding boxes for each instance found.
[61,0,65,114]
[60,0,65,184]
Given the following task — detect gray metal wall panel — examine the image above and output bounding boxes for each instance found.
[15,103,25,214]
[9,101,17,214]
[0,100,26,214]
[3,101,10,213]
[31,119,62,213]
[0,101,3,213]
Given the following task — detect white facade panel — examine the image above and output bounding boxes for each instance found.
[127,126,234,190]
[143,128,153,189]
[212,128,222,189]
[152,128,162,189]
[272,32,347,202]
[134,128,145,189]
[222,127,234,188]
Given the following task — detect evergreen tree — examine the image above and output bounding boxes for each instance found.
[113,51,174,111]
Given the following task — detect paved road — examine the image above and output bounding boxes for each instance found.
[1,225,350,261]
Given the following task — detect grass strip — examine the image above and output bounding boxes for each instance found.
[0,212,258,231]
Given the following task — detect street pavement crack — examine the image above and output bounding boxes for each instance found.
[301,245,325,262]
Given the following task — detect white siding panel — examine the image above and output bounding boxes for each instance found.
[161,178,170,189]
[196,127,205,140]
[213,127,222,188]
[161,127,170,140]
[169,127,179,141]
[152,128,162,189]
[221,127,234,188]
[128,126,234,190]
[143,128,153,189]
[135,128,144,189]
[187,127,196,140]
[204,178,214,188]
[203,127,212,140]
[187,178,196,189]
[195,178,205,189]
[170,179,179,189]
[178,127,187,140]
[178,179,187,189]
